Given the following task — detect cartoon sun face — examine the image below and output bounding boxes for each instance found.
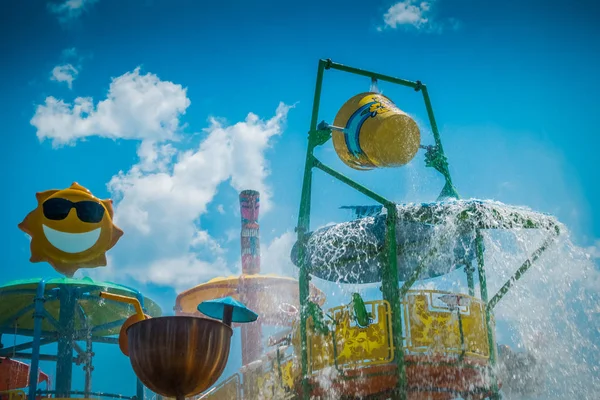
[18,182,124,277]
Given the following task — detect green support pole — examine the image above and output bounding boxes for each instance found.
[296,59,327,400]
[475,230,501,400]
[56,285,76,397]
[84,331,93,398]
[420,85,460,200]
[420,86,444,155]
[380,205,407,399]
[136,378,144,400]
[466,263,475,297]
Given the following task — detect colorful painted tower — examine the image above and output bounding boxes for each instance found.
[238,190,263,365]
[240,190,261,274]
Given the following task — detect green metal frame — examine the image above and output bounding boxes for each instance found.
[0,280,158,400]
[294,59,560,400]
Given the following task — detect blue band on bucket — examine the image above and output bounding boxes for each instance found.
[344,102,377,165]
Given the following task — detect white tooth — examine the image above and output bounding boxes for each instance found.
[42,225,101,254]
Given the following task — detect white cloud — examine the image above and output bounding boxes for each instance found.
[48,0,99,23]
[99,100,288,287]
[134,255,229,293]
[50,64,78,89]
[380,0,458,33]
[383,1,432,29]
[31,67,191,146]
[259,231,297,277]
[128,230,299,292]
[38,67,291,291]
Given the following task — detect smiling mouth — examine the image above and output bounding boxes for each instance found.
[42,225,101,253]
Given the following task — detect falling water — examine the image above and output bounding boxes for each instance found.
[287,199,599,399]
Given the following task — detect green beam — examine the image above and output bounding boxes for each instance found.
[296,59,327,400]
[420,85,459,200]
[10,352,77,362]
[39,391,134,400]
[309,60,327,132]
[380,205,407,399]
[323,59,420,89]
[488,226,560,310]
[475,230,500,399]
[465,263,475,297]
[312,158,393,206]
[0,337,57,355]
[420,85,444,153]
[398,244,441,296]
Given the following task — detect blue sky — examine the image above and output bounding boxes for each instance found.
[1,0,599,396]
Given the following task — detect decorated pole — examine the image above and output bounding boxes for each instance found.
[240,190,261,274]
[238,190,263,365]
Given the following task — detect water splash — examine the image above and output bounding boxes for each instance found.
[288,198,599,399]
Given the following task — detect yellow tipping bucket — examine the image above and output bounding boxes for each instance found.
[332,92,420,170]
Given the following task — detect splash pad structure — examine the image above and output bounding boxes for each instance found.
[285,59,560,400]
[0,277,161,400]
[191,59,563,400]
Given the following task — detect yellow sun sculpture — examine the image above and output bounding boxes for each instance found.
[18,182,124,277]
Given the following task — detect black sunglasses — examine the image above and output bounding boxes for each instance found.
[42,198,105,223]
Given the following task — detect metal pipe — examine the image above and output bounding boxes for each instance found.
[381,206,407,399]
[0,328,57,337]
[27,279,46,400]
[90,318,128,333]
[99,292,144,321]
[475,230,500,399]
[457,310,466,360]
[39,390,134,399]
[89,336,119,345]
[324,59,420,89]
[420,85,460,200]
[420,85,443,151]
[309,59,327,132]
[72,341,86,356]
[41,309,61,330]
[488,229,559,310]
[0,337,56,355]
[313,158,392,206]
[136,378,144,400]
[399,247,439,297]
[7,303,36,322]
[465,263,475,297]
[55,285,76,397]
[84,332,93,397]
[11,352,77,362]
[297,59,327,400]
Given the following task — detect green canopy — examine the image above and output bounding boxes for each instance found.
[0,276,162,338]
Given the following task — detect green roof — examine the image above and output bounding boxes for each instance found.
[0,276,162,337]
